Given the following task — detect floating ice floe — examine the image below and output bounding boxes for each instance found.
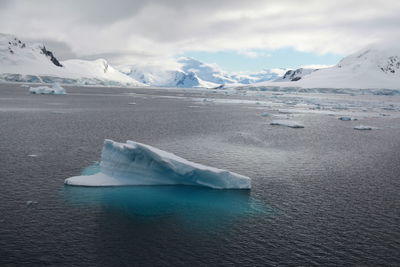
[26,200,38,206]
[272,114,293,119]
[278,110,293,114]
[128,102,136,105]
[65,139,251,189]
[29,83,66,95]
[338,116,357,121]
[270,120,304,128]
[260,112,271,117]
[354,125,377,130]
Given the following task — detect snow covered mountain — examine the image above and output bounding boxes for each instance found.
[9,33,399,90]
[178,57,237,84]
[252,44,400,90]
[118,63,218,88]
[118,58,234,88]
[230,69,287,84]
[119,58,285,88]
[0,34,143,86]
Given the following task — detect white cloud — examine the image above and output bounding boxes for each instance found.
[0,0,399,64]
[301,64,335,69]
[237,50,272,58]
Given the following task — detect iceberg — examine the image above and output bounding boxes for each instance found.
[29,83,66,95]
[338,116,357,121]
[26,200,38,207]
[354,125,376,130]
[65,139,251,189]
[260,112,271,117]
[270,120,304,128]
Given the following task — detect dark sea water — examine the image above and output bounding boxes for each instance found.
[0,84,399,266]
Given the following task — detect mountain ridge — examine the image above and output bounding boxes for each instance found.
[0,34,144,86]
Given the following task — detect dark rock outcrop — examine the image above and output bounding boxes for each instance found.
[40,46,63,67]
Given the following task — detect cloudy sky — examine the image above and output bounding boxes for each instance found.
[0,0,399,71]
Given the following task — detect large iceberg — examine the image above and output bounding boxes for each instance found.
[65,139,251,189]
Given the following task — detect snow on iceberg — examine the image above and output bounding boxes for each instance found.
[270,120,304,128]
[29,83,66,95]
[64,139,251,189]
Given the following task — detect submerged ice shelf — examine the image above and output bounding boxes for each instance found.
[65,139,251,189]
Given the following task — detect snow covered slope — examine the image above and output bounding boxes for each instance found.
[0,34,144,86]
[251,44,400,90]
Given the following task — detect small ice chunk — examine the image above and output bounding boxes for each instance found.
[128,102,136,105]
[29,83,66,95]
[202,98,214,104]
[28,154,38,157]
[65,139,251,189]
[273,114,293,119]
[354,125,376,130]
[270,120,304,128]
[26,200,38,206]
[260,112,271,117]
[278,110,293,114]
[338,116,357,121]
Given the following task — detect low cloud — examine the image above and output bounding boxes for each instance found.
[238,50,272,58]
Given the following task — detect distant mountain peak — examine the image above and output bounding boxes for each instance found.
[1,34,63,68]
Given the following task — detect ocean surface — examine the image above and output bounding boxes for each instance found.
[0,84,399,266]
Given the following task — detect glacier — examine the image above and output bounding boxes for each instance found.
[64,139,251,189]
